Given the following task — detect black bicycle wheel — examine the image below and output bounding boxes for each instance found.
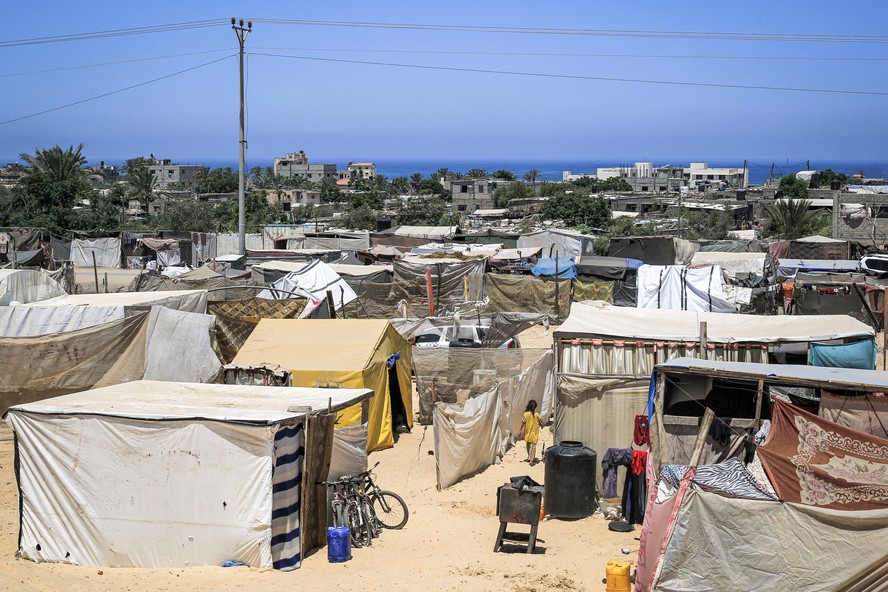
[363,497,382,538]
[347,503,372,548]
[372,490,409,529]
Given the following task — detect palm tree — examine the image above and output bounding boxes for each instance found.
[19,144,87,182]
[127,168,164,215]
[435,168,450,181]
[765,198,819,239]
[467,168,487,179]
[523,169,541,192]
[392,176,411,195]
[450,171,465,180]
[491,169,517,181]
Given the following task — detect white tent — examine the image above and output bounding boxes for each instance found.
[517,228,596,257]
[0,269,66,305]
[5,381,372,570]
[636,264,735,313]
[258,259,356,310]
[70,237,121,268]
[27,289,208,314]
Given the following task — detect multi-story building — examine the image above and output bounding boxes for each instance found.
[447,178,510,213]
[573,161,748,193]
[148,159,205,190]
[347,162,376,181]
[273,150,339,182]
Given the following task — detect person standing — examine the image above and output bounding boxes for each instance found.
[520,400,541,463]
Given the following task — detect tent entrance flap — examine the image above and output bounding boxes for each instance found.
[388,358,408,441]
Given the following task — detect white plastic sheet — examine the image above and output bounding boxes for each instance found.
[0,269,66,305]
[637,265,735,313]
[70,238,121,268]
[257,259,356,309]
[0,305,124,336]
[143,306,221,383]
[328,424,368,480]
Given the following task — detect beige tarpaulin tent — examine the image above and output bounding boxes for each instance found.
[5,381,371,570]
[232,319,413,451]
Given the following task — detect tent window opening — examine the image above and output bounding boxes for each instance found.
[664,375,767,419]
[387,354,409,442]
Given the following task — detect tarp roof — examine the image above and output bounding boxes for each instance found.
[777,259,860,272]
[27,290,206,308]
[377,225,459,239]
[690,251,767,275]
[7,380,372,424]
[253,259,393,278]
[490,247,542,262]
[233,318,393,372]
[655,357,888,391]
[795,235,846,243]
[556,300,874,343]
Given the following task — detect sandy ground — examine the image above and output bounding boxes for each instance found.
[0,418,638,592]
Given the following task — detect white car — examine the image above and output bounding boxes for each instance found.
[414,325,519,349]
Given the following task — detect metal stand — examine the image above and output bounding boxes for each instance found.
[493,484,541,554]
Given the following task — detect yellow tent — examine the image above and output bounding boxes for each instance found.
[232,319,413,451]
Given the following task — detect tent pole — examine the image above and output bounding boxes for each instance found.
[753,379,764,432]
[92,252,100,294]
[884,288,888,370]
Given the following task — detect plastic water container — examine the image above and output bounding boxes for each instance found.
[327,526,351,562]
[606,560,631,592]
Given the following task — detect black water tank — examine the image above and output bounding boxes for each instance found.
[376,218,392,232]
[544,441,597,518]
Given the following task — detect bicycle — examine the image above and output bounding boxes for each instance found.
[323,476,373,548]
[353,462,409,530]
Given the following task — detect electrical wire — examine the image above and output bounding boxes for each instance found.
[250,45,888,63]
[0,49,233,78]
[0,19,229,48]
[0,54,236,126]
[249,52,888,97]
[247,18,888,44]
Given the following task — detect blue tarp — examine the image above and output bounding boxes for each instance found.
[809,339,877,370]
[531,256,577,279]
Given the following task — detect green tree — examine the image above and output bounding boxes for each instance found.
[539,192,611,228]
[417,177,448,196]
[123,156,153,178]
[391,176,411,195]
[681,208,735,241]
[349,189,385,210]
[2,144,94,232]
[198,167,239,193]
[492,181,532,208]
[491,169,517,181]
[523,169,541,191]
[395,196,448,226]
[408,172,425,192]
[596,177,633,192]
[127,167,161,214]
[158,200,216,232]
[435,167,450,181]
[778,174,809,199]
[765,198,827,239]
[816,169,848,188]
[341,205,379,230]
[318,177,341,203]
[213,193,286,232]
[467,168,487,179]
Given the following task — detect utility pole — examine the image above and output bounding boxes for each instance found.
[232,18,252,255]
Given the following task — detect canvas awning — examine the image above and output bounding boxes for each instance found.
[557,300,874,343]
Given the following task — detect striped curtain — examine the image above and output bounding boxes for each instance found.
[271,422,305,571]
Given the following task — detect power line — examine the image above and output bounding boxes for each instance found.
[0,19,229,48]
[0,49,233,78]
[250,45,888,63]
[249,52,888,97]
[0,54,235,126]
[247,18,888,44]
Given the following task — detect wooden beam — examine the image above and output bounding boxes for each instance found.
[754,379,764,432]
[689,407,715,468]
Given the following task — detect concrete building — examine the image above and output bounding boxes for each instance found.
[447,178,510,213]
[148,159,205,190]
[564,161,748,193]
[347,162,376,181]
[273,151,338,182]
[683,162,748,190]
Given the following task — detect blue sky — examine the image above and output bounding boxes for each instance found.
[2,1,887,166]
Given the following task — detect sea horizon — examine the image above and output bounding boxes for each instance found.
[4,155,887,187]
